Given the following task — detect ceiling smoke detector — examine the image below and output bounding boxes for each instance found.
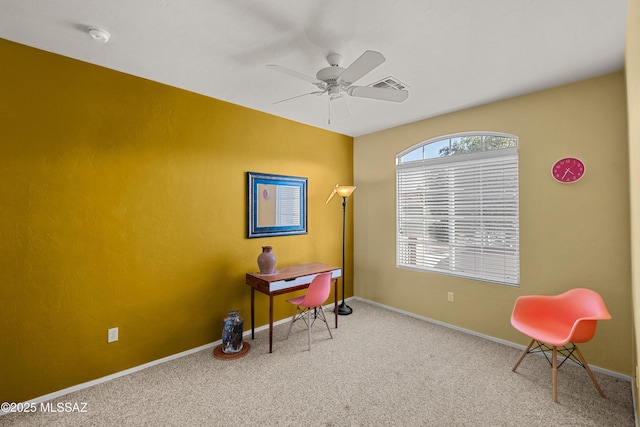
[88,27,110,43]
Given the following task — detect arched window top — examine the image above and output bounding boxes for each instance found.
[397,132,518,165]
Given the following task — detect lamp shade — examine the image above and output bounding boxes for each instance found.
[336,186,356,198]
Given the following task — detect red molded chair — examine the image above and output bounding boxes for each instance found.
[285,272,333,350]
[510,288,611,402]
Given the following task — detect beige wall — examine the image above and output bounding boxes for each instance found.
[626,0,640,406]
[354,71,631,375]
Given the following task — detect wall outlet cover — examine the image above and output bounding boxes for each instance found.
[108,327,119,343]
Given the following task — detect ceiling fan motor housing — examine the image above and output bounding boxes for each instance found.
[316,66,345,84]
[316,52,346,85]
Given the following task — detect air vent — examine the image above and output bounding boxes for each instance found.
[368,76,408,91]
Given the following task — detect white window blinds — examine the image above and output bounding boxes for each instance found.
[397,148,519,285]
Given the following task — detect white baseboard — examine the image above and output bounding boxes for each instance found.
[9,298,352,411]
[354,297,633,383]
[11,296,631,417]
[15,341,217,410]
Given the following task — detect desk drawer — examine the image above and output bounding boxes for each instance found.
[269,269,341,292]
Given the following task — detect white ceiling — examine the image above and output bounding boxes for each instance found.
[0,0,628,137]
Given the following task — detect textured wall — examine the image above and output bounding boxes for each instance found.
[0,39,353,402]
[626,0,640,403]
[354,71,632,375]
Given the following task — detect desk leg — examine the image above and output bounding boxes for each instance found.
[269,294,274,353]
[250,287,255,340]
[334,278,338,329]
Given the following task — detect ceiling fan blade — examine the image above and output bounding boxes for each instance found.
[266,64,322,85]
[273,90,325,105]
[347,86,409,103]
[338,50,385,85]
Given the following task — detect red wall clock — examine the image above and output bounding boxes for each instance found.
[551,157,585,183]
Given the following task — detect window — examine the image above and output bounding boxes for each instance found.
[396,133,519,286]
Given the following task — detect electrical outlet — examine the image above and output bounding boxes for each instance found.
[447,292,454,303]
[108,327,119,343]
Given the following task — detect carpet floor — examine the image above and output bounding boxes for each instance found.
[1,300,635,426]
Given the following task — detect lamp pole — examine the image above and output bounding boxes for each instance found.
[326,184,356,315]
[337,195,352,315]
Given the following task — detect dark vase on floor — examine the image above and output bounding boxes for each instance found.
[222,310,243,354]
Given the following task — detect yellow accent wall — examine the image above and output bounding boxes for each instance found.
[626,0,640,411]
[354,71,632,375]
[0,39,353,402]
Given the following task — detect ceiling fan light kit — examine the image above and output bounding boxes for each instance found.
[267,50,409,122]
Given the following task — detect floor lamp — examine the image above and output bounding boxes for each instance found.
[326,184,356,315]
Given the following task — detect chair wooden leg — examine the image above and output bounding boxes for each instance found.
[290,306,332,351]
[285,309,298,339]
[307,310,312,351]
[552,346,558,403]
[319,305,333,339]
[512,339,535,372]
[573,344,606,398]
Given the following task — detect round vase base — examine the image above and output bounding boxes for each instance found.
[213,342,251,360]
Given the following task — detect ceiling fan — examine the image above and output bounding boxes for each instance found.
[267,50,409,123]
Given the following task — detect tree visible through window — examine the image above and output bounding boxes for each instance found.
[396,133,519,285]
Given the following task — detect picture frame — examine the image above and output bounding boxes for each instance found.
[247,172,308,238]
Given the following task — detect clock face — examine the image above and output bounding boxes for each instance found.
[551,157,585,183]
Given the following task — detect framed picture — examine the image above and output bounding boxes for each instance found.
[247,172,308,238]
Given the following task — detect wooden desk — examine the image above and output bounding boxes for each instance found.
[245,262,341,353]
